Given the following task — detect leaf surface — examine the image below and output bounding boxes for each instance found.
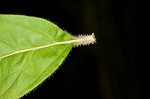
[0,15,76,99]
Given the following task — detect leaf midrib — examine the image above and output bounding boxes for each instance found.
[0,38,77,59]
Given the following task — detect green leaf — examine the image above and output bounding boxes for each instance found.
[0,15,95,99]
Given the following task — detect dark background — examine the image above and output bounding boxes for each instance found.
[0,0,147,99]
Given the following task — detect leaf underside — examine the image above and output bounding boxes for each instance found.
[0,15,76,99]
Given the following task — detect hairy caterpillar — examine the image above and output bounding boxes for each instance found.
[74,33,96,47]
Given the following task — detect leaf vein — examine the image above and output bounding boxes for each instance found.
[0,41,16,51]
[19,44,71,96]
[2,51,35,97]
